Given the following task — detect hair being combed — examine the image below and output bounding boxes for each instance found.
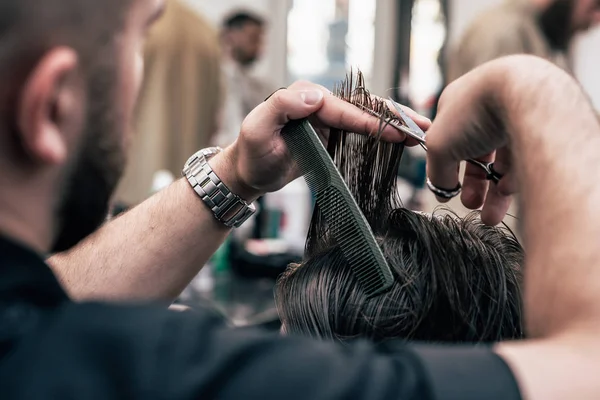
[306,70,407,257]
[278,208,524,342]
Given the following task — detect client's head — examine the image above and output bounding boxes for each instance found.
[275,72,524,344]
[276,209,523,343]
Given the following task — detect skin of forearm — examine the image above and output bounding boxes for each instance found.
[49,149,255,302]
[490,56,600,400]
[500,56,600,337]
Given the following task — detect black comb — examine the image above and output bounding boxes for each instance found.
[281,119,394,297]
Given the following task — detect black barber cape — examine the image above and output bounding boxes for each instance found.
[0,235,522,400]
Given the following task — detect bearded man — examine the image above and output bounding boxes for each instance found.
[4,0,600,399]
[447,0,600,81]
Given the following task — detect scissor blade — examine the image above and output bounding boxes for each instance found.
[356,103,425,144]
[387,97,426,143]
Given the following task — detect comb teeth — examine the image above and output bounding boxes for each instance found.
[281,120,331,192]
[317,187,394,296]
[281,119,394,297]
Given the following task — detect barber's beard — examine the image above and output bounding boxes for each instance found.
[233,47,257,67]
[538,0,575,51]
[51,66,126,253]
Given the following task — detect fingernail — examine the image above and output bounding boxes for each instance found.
[300,90,324,105]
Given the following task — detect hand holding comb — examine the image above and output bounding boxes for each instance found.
[280,71,421,297]
[280,118,395,297]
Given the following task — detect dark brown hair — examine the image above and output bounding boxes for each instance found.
[0,0,133,252]
[0,0,131,75]
[222,10,265,30]
[0,0,132,141]
[275,72,524,344]
[276,209,523,343]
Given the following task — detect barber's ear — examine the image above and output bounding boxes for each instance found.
[17,47,81,166]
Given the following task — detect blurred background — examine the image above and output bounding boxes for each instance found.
[114,0,600,331]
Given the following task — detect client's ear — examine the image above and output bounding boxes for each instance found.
[17,47,83,166]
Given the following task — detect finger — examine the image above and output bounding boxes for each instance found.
[425,153,461,203]
[314,92,407,142]
[496,172,518,196]
[461,153,495,210]
[261,87,407,142]
[492,147,517,196]
[425,122,462,203]
[289,81,415,142]
[404,137,422,147]
[287,80,329,92]
[480,183,512,226]
[480,148,513,225]
[297,82,434,138]
[262,88,326,125]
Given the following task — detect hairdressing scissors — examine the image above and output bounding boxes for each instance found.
[363,98,503,184]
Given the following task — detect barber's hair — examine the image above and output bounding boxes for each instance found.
[275,72,524,344]
[0,0,131,151]
[222,10,265,31]
[0,0,131,70]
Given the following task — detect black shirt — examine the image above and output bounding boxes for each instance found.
[0,235,522,399]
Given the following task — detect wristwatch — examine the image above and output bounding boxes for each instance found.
[182,147,256,228]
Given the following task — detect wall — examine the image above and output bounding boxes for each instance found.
[183,0,398,94]
[572,27,600,108]
[448,0,600,108]
[448,0,498,43]
[372,0,398,96]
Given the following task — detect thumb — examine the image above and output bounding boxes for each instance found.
[264,88,325,126]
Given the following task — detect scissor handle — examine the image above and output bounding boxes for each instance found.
[466,160,503,184]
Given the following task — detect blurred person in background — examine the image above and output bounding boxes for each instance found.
[448,0,600,81]
[213,10,275,148]
[115,0,223,207]
[213,10,281,247]
[428,0,600,228]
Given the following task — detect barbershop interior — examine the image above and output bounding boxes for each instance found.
[117,0,600,334]
[5,0,600,396]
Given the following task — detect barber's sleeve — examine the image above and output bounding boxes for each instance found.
[153,311,522,400]
[412,345,523,400]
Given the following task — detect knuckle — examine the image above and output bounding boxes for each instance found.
[266,91,290,117]
[336,109,349,131]
[437,81,458,108]
[269,90,286,107]
[425,135,445,156]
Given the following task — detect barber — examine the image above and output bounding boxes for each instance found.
[426,55,600,398]
[31,53,600,398]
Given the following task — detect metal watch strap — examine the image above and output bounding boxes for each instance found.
[182,148,256,228]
